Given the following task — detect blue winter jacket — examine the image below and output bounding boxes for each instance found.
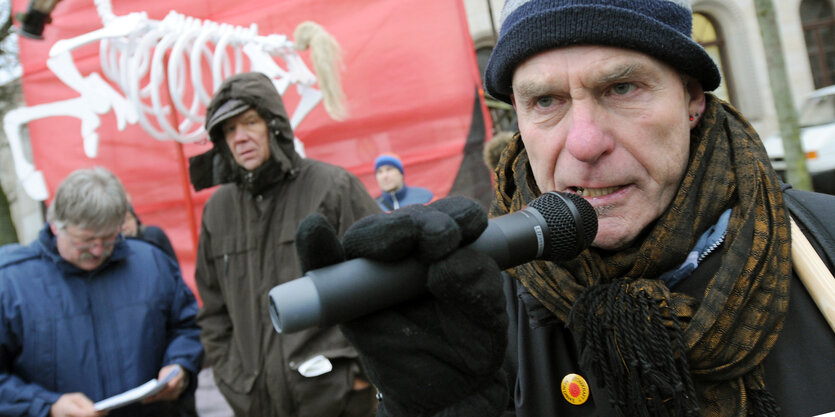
[375,185,434,211]
[0,224,203,417]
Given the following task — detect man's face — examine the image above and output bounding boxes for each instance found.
[511,46,705,250]
[376,165,404,193]
[222,109,271,171]
[52,224,121,271]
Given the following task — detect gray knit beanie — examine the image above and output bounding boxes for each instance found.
[484,0,721,103]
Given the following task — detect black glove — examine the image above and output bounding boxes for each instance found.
[295,197,509,417]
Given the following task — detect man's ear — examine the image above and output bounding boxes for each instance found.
[686,79,706,122]
[49,223,58,235]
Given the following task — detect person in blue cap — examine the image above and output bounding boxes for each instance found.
[373,154,434,211]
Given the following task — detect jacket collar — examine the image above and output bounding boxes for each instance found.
[380,185,410,204]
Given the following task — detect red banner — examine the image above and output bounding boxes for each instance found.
[12,0,492,298]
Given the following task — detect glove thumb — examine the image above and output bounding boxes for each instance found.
[295,213,345,273]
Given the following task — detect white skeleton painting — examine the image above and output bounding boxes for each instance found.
[4,0,346,201]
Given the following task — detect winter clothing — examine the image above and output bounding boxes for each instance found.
[503,184,835,416]
[484,0,721,103]
[503,216,835,417]
[375,186,434,211]
[296,198,510,417]
[289,95,835,416]
[127,205,177,260]
[206,98,251,134]
[133,225,176,260]
[373,155,404,174]
[491,95,835,416]
[0,225,203,417]
[191,72,380,417]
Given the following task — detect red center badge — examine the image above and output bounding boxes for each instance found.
[561,373,590,405]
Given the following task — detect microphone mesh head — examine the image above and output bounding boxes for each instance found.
[528,192,598,262]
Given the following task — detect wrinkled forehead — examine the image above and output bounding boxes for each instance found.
[512,45,678,90]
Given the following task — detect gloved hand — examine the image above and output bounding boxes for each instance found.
[295,197,509,417]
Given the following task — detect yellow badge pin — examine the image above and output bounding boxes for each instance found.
[561,373,590,405]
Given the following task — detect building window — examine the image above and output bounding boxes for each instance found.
[800,0,835,88]
[692,12,733,103]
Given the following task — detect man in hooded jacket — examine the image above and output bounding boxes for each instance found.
[189,72,380,417]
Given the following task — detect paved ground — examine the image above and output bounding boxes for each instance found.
[195,368,234,417]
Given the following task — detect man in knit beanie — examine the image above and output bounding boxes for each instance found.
[373,154,434,211]
[293,1,835,416]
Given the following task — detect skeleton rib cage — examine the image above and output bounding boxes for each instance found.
[4,0,345,200]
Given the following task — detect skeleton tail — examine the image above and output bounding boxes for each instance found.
[293,21,347,121]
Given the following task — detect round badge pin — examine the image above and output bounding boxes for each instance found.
[561,373,590,405]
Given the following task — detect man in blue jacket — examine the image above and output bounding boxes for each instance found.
[0,167,203,417]
[373,154,434,211]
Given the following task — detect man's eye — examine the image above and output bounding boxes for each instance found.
[611,83,635,95]
[535,96,554,108]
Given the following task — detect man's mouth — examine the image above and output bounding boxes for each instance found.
[571,186,620,197]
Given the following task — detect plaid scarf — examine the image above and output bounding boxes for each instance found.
[490,94,791,416]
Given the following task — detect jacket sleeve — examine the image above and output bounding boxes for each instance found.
[194,222,234,371]
[0,374,60,417]
[158,251,204,394]
[0,277,61,417]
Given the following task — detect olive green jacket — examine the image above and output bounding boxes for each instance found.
[192,72,381,417]
[195,157,380,416]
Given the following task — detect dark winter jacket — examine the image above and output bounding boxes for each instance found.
[502,187,835,416]
[192,72,381,417]
[0,225,203,417]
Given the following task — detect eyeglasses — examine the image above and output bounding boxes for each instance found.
[62,228,124,251]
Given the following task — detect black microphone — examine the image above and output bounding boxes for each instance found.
[268,191,597,334]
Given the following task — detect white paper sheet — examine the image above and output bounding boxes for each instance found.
[93,366,180,411]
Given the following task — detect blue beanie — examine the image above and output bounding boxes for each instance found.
[374,154,404,174]
[484,0,721,103]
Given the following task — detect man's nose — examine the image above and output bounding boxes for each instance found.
[232,125,249,142]
[87,242,106,256]
[564,102,614,163]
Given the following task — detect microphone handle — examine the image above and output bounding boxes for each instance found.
[269,207,549,334]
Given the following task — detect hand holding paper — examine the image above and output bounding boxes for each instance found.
[52,392,105,417]
[142,364,188,404]
[93,365,185,411]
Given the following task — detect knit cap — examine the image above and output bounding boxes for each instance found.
[374,154,404,174]
[484,0,721,103]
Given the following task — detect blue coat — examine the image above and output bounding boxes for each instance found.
[376,185,434,211]
[0,225,203,417]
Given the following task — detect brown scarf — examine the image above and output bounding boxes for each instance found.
[491,94,791,416]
